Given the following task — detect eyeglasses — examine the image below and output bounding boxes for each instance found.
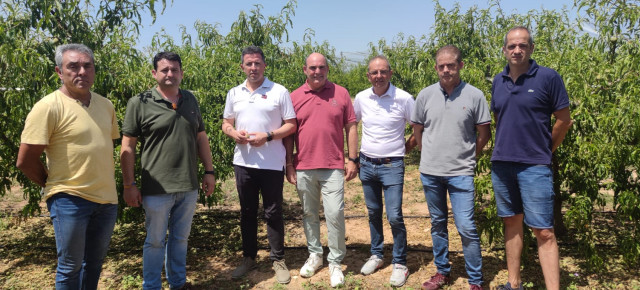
[368,70,390,76]
[505,43,530,51]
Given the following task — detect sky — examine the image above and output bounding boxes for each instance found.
[137,0,580,62]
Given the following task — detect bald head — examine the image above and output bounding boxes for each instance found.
[303,52,329,91]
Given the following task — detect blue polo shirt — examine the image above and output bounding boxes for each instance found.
[490,59,569,165]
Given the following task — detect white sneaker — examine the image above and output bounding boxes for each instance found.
[299,253,323,278]
[329,263,344,287]
[360,255,383,275]
[389,263,409,287]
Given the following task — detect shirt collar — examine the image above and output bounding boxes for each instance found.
[370,83,396,98]
[152,87,183,102]
[303,80,333,93]
[501,59,539,78]
[439,81,466,96]
[242,77,273,92]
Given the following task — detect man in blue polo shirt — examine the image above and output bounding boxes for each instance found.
[491,26,573,290]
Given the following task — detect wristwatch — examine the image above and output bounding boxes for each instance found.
[266,131,274,141]
[204,170,216,175]
[348,157,359,164]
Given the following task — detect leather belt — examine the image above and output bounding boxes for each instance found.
[360,153,403,165]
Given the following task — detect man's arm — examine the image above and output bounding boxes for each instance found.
[475,124,491,157]
[412,123,424,151]
[551,107,573,153]
[196,131,216,196]
[222,118,249,145]
[405,132,417,153]
[344,121,358,181]
[16,143,47,187]
[120,135,142,207]
[248,119,297,147]
[283,135,296,185]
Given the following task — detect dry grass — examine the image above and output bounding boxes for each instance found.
[1,163,639,289]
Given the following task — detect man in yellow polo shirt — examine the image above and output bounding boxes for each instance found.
[16,43,120,289]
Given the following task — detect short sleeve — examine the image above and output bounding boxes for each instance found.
[411,89,427,125]
[353,95,362,122]
[343,92,357,125]
[550,73,570,112]
[121,96,141,137]
[474,93,491,125]
[280,90,296,120]
[223,88,236,119]
[20,99,56,145]
[404,95,415,124]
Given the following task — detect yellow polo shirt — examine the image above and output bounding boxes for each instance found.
[20,90,120,204]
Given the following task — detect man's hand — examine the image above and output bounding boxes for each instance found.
[345,161,358,181]
[285,164,297,185]
[202,174,216,196]
[123,186,142,207]
[232,129,250,145]
[248,132,268,147]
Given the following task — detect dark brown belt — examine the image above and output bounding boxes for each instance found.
[360,153,403,165]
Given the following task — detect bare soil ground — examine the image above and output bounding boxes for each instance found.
[1,162,639,289]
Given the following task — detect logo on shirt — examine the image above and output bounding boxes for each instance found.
[262,94,268,99]
[528,89,535,93]
[331,99,337,106]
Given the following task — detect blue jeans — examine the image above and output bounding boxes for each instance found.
[47,193,118,290]
[359,156,407,265]
[142,190,198,290]
[491,161,555,229]
[420,174,483,286]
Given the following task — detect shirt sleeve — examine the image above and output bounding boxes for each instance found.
[343,91,357,125]
[222,87,236,119]
[121,96,141,137]
[411,89,426,125]
[549,73,570,112]
[404,94,415,124]
[353,94,362,122]
[280,90,296,120]
[474,92,492,125]
[110,106,120,139]
[20,99,55,145]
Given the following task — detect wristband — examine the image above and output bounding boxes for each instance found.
[204,170,216,176]
[123,181,137,189]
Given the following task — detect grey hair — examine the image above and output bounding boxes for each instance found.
[367,55,391,72]
[55,44,95,68]
[503,26,534,47]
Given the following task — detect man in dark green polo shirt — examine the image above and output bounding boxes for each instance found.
[120,51,216,290]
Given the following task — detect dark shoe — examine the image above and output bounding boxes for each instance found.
[232,256,256,279]
[497,282,524,290]
[469,284,482,290]
[273,259,291,284]
[172,281,192,290]
[421,272,450,290]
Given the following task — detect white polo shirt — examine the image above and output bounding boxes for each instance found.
[354,83,415,158]
[223,77,296,170]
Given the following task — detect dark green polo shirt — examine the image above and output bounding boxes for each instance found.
[122,87,205,195]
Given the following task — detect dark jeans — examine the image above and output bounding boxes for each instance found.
[234,165,285,261]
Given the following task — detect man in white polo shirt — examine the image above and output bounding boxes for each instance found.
[222,45,297,284]
[354,55,416,287]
